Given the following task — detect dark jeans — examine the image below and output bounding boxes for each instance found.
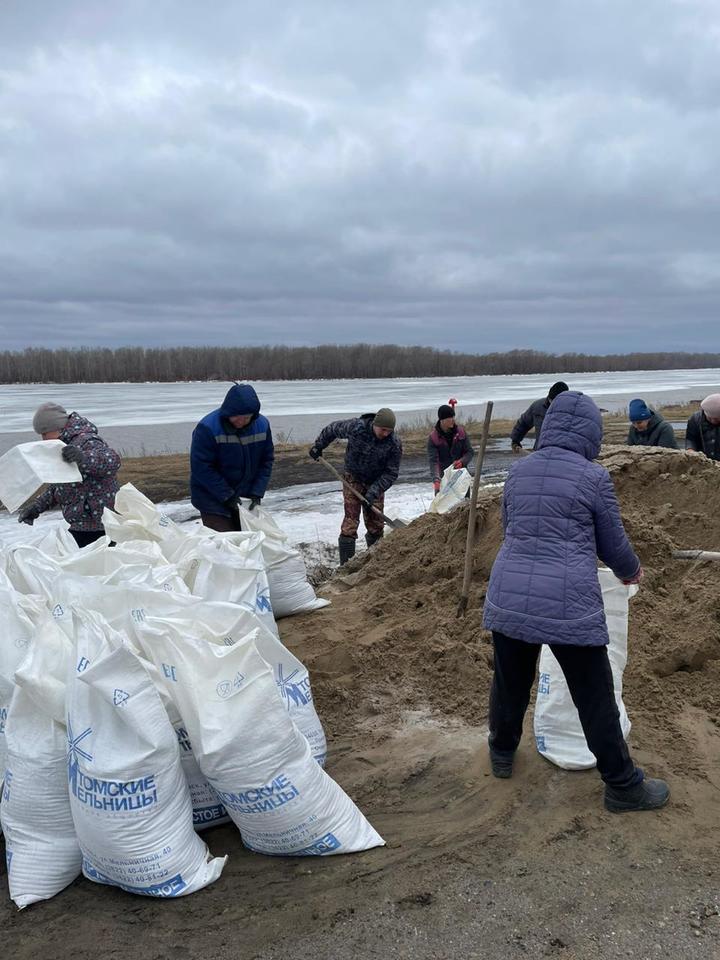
[70,529,106,549]
[489,631,641,790]
[200,510,241,533]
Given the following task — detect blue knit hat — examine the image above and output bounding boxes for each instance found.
[629,399,653,422]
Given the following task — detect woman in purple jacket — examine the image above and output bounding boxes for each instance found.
[483,391,669,813]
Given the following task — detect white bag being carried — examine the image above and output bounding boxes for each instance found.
[0,439,82,513]
[141,625,383,856]
[429,465,472,515]
[533,569,637,770]
[1,617,82,909]
[66,609,226,897]
[238,505,329,618]
[139,606,327,766]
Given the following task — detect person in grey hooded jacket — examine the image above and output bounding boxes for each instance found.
[483,391,669,813]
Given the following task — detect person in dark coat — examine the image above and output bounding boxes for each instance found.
[510,381,569,452]
[483,391,669,813]
[427,403,474,495]
[309,408,402,564]
[18,403,121,548]
[626,399,678,449]
[685,393,720,461]
[190,383,274,532]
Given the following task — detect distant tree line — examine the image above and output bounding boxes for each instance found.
[0,345,718,383]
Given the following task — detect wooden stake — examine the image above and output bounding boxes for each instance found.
[672,550,720,561]
[456,401,494,618]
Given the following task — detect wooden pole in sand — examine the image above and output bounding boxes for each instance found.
[456,401,494,618]
[673,550,720,561]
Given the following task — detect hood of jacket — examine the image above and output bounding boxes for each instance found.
[59,412,99,443]
[220,383,261,419]
[537,390,602,461]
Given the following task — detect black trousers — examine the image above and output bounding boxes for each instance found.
[489,631,641,790]
[69,529,106,549]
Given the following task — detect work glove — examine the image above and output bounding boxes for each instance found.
[364,488,378,506]
[511,443,523,454]
[622,566,644,586]
[18,503,41,525]
[433,480,441,495]
[308,445,322,461]
[453,459,464,469]
[61,444,84,465]
[248,497,262,511]
[223,495,240,512]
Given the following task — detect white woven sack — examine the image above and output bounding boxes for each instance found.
[4,545,62,598]
[0,590,47,785]
[533,569,637,770]
[238,505,329,618]
[0,439,81,513]
[67,609,226,897]
[30,525,80,559]
[428,465,472,515]
[58,539,167,577]
[140,625,383,857]
[102,483,183,544]
[139,608,327,766]
[1,618,81,908]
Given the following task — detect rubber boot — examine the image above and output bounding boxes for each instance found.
[365,531,383,549]
[338,535,356,566]
[489,748,514,779]
[604,778,670,813]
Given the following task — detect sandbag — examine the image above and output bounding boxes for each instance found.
[0,439,82,513]
[238,505,329,618]
[139,607,327,766]
[102,483,183,543]
[428,464,472,514]
[0,589,47,783]
[66,609,226,897]
[140,624,383,857]
[1,617,82,909]
[533,569,637,770]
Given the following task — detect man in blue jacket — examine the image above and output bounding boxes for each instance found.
[190,384,274,532]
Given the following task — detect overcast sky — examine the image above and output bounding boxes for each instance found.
[1,0,719,354]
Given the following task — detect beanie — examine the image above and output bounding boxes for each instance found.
[701,393,720,419]
[373,407,396,430]
[437,404,455,420]
[628,398,653,423]
[32,402,69,435]
[548,381,569,401]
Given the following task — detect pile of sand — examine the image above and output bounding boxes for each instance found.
[280,447,720,783]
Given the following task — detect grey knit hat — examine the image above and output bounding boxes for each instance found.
[373,407,396,430]
[32,402,69,435]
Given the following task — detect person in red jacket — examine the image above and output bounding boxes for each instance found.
[427,402,474,495]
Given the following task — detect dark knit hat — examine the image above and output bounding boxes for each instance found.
[373,407,396,430]
[437,404,455,420]
[32,402,69,435]
[629,398,653,422]
[548,381,569,401]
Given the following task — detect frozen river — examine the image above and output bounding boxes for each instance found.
[0,368,717,456]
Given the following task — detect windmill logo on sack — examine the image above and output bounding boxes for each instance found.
[276,664,312,709]
[256,584,272,614]
[67,721,93,797]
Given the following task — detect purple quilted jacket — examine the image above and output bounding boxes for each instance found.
[483,391,640,646]
[34,413,121,532]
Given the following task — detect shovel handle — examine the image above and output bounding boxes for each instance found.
[315,456,398,527]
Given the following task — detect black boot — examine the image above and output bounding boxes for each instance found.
[604,778,670,813]
[338,535,356,565]
[365,531,383,549]
[489,748,514,779]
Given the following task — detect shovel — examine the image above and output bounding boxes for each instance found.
[316,456,408,530]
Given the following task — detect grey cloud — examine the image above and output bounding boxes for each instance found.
[0,1,719,354]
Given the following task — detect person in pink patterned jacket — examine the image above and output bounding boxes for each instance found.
[18,402,121,547]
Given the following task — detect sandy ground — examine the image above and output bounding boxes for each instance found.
[4,447,720,959]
